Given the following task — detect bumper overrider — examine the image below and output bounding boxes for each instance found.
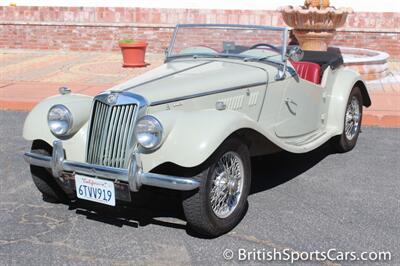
[24,140,200,198]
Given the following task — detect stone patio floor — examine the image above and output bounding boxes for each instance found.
[0,49,399,127]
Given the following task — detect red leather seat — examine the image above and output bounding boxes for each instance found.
[291,61,321,84]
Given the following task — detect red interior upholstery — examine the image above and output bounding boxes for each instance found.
[291,61,321,84]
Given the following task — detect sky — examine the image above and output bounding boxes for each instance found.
[1,0,399,12]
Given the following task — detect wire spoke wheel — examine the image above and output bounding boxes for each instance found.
[182,138,250,237]
[330,86,364,153]
[210,151,244,218]
[345,96,361,140]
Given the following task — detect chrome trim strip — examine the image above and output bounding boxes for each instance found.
[282,28,289,62]
[175,23,288,32]
[94,91,148,106]
[150,81,267,106]
[24,141,200,192]
[167,25,179,57]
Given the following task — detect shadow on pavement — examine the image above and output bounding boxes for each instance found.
[250,142,333,195]
[67,186,186,228]
[66,143,334,235]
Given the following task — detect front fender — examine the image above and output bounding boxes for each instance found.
[326,68,370,135]
[141,109,265,172]
[23,93,93,162]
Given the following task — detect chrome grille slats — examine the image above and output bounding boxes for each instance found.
[88,102,107,164]
[113,105,129,168]
[86,103,98,163]
[97,105,113,165]
[103,106,118,165]
[96,103,108,163]
[95,102,108,163]
[117,105,134,168]
[108,106,123,167]
[86,100,137,168]
[124,106,138,165]
[110,105,125,167]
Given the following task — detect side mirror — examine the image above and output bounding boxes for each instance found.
[287,46,304,62]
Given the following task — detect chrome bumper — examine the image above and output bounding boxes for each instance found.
[24,140,200,192]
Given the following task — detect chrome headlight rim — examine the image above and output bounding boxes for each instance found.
[134,115,163,150]
[47,104,73,137]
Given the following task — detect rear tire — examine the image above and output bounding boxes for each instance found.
[30,141,68,203]
[331,86,363,153]
[182,138,251,237]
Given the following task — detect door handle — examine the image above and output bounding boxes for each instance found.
[284,98,297,115]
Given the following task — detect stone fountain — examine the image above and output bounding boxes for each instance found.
[279,0,389,81]
[279,0,353,51]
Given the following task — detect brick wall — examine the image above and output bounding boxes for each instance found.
[0,7,399,58]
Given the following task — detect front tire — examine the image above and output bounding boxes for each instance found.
[30,141,69,203]
[182,138,251,237]
[331,86,363,153]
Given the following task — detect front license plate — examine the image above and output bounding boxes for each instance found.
[75,174,115,206]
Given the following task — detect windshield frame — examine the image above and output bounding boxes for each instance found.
[166,24,289,62]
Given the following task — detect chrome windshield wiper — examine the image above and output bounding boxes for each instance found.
[166,53,227,62]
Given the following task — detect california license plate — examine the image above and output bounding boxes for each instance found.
[75,174,116,206]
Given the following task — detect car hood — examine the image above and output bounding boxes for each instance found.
[108,59,268,105]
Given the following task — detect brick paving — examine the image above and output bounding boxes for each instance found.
[364,61,400,127]
[0,49,164,110]
[0,49,399,127]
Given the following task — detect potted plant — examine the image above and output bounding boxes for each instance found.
[118,38,148,67]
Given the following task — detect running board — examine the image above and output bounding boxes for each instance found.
[283,129,328,146]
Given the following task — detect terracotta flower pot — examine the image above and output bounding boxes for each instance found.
[119,40,148,67]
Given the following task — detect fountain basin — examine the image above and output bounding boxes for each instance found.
[335,46,390,81]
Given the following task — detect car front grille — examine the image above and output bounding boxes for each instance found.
[86,100,137,168]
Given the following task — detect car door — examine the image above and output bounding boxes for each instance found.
[274,77,323,138]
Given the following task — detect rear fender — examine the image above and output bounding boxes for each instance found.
[326,68,370,135]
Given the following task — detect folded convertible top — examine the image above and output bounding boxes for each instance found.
[301,50,344,71]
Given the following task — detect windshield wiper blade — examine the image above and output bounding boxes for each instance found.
[214,54,244,59]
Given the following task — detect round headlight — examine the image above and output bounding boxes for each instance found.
[134,115,163,150]
[47,104,73,137]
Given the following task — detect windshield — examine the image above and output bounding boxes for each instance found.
[167,24,289,62]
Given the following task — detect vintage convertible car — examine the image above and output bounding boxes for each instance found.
[23,24,371,237]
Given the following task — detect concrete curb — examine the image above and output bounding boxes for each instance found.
[0,100,37,111]
[363,114,400,128]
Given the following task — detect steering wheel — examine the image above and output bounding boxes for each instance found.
[249,43,281,53]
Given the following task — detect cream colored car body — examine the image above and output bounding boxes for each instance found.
[23,56,370,173]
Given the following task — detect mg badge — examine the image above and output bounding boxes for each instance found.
[106,93,118,104]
